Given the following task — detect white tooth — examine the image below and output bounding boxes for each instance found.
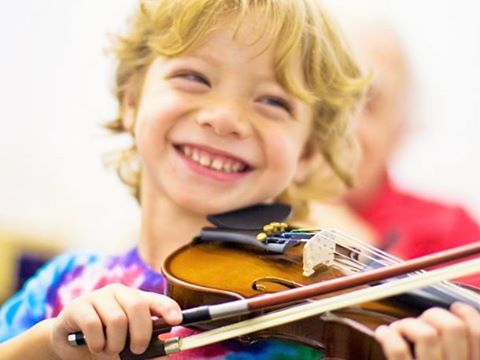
[184,146,192,157]
[231,162,242,172]
[192,149,200,162]
[223,162,233,172]
[200,155,211,167]
[211,158,224,171]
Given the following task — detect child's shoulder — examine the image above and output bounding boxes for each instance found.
[38,246,143,280]
[42,249,104,275]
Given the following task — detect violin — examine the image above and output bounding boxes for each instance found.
[115,204,480,360]
[68,204,480,359]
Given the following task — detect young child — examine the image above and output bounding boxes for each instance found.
[0,1,478,359]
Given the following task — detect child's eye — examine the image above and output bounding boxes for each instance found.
[259,96,292,114]
[176,71,211,87]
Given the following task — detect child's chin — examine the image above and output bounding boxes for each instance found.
[176,196,250,217]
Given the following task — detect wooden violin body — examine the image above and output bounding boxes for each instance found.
[163,240,425,360]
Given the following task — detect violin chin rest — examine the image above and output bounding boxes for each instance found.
[207,203,292,230]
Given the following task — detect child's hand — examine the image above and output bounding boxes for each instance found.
[375,302,480,360]
[49,283,182,360]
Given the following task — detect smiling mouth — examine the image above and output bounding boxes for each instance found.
[175,144,250,174]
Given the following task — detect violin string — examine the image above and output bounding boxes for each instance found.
[333,254,367,271]
[330,262,360,275]
[317,230,480,304]
[276,230,385,269]
[440,282,480,303]
[332,258,363,273]
[334,231,480,303]
[273,231,388,272]
[316,231,392,269]
[278,230,399,269]
[308,232,390,273]
[328,231,422,274]
[331,252,364,271]
[329,229,397,261]
[331,230,398,265]
[324,231,479,300]
[314,232,396,276]
[317,231,456,284]
[320,233,390,267]
[283,229,480,303]
[311,232,375,270]
[312,231,374,263]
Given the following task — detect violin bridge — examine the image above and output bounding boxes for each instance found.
[303,230,335,277]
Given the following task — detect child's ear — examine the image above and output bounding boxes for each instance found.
[294,139,322,184]
[122,89,137,133]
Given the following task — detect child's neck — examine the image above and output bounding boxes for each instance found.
[137,183,209,272]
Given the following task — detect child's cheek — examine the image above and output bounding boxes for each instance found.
[267,137,301,177]
[138,94,189,131]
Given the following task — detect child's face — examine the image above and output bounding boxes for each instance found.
[125,20,316,215]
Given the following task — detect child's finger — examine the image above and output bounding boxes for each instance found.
[420,307,469,360]
[374,324,413,360]
[450,302,480,360]
[69,301,106,354]
[113,286,154,354]
[389,318,443,360]
[91,294,128,356]
[143,292,182,325]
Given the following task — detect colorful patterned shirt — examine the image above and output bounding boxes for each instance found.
[0,247,322,359]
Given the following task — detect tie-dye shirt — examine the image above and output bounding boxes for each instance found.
[0,248,323,359]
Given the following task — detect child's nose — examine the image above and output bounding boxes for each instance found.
[195,107,251,138]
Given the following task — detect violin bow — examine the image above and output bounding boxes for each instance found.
[116,241,479,359]
[142,256,480,357]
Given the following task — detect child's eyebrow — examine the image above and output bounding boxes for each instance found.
[183,52,220,67]
[179,52,282,88]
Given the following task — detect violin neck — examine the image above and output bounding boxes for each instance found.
[385,282,480,312]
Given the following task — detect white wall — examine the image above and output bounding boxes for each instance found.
[0,0,140,252]
[0,0,478,253]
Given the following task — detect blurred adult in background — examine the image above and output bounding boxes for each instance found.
[311,16,480,285]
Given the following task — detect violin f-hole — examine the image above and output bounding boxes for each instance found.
[252,276,303,292]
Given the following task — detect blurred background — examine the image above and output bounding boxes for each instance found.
[0,0,479,300]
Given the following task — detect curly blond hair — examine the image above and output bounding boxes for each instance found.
[105,0,367,219]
